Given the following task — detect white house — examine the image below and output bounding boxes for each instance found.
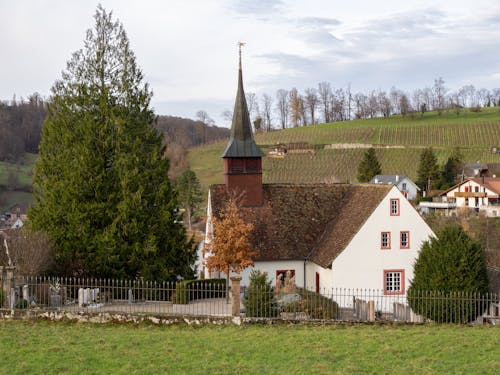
[440,177,500,217]
[203,51,435,301]
[370,174,420,200]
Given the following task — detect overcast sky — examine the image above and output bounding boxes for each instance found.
[2,0,500,126]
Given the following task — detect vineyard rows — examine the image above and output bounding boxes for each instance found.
[254,121,500,148]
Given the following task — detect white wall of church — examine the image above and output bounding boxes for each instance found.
[221,260,306,288]
[330,186,434,296]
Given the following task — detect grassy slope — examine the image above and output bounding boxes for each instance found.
[188,107,500,188]
[0,153,36,211]
[0,321,498,374]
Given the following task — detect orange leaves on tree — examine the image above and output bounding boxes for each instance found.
[205,197,256,276]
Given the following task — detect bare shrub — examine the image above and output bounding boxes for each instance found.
[0,228,54,275]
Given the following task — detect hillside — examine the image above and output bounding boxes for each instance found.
[188,107,500,189]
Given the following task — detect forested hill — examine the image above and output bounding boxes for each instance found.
[155,115,229,179]
[0,97,229,168]
[0,95,46,163]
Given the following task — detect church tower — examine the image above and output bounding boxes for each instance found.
[221,44,264,206]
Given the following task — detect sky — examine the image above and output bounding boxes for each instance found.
[2,0,500,126]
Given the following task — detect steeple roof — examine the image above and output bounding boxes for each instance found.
[221,45,264,158]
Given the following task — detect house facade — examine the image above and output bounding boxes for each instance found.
[203,51,435,299]
[370,174,420,200]
[440,177,500,217]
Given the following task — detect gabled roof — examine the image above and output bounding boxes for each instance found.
[210,183,392,268]
[370,175,419,189]
[221,52,264,158]
[440,177,500,196]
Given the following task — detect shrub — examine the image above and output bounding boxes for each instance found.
[0,289,4,308]
[243,270,278,318]
[15,298,28,309]
[173,279,226,304]
[408,225,489,323]
[280,288,339,320]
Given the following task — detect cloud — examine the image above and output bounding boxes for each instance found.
[230,0,284,16]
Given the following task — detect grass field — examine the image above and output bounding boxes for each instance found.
[189,108,500,188]
[0,321,498,374]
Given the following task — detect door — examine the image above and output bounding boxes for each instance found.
[315,272,320,293]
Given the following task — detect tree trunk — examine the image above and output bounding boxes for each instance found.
[226,271,230,304]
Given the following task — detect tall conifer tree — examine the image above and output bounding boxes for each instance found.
[357,147,381,182]
[416,147,441,191]
[30,6,196,279]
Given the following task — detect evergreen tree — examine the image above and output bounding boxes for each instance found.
[416,147,441,191]
[176,168,203,230]
[441,147,463,188]
[408,225,489,323]
[30,6,196,280]
[243,270,277,318]
[357,147,381,182]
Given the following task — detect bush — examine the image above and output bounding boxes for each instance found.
[243,270,278,317]
[408,225,489,323]
[173,279,226,304]
[15,298,28,309]
[0,289,4,308]
[280,288,339,320]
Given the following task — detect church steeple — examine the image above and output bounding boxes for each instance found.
[221,43,264,158]
[221,43,264,206]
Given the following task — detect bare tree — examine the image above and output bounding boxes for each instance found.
[196,110,214,125]
[304,88,318,125]
[246,92,259,122]
[289,88,305,127]
[221,110,233,125]
[368,91,379,118]
[476,88,490,107]
[331,88,346,122]
[354,93,368,119]
[0,229,55,275]
[261,93,273,131]
[400,94,411,116]
[276,89,289,129]
[378,91,392,117]
[318,82,332,123]
[433,77,446,113]
[492,88,500,106]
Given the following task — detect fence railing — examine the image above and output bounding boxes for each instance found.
[1,275,499,324]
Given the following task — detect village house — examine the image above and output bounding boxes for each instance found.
[202,52,435,299]
[369,174,420,200]
[440,177,500,217]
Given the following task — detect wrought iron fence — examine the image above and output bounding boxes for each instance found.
[1,275,499,324]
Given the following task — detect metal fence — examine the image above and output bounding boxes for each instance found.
[1,275,499,324]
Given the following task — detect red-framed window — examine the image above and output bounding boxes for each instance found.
[390,198,400,216]
[400,231,410,249]
[381,232,391,249]
[383,269,405,295]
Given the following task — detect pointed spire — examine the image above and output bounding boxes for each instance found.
[221,43,264,158]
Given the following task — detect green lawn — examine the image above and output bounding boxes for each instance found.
[0,320,498,374]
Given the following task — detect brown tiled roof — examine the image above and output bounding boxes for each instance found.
[440,177,500,196]
[210,183,392,268]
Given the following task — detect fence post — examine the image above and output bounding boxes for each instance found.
[230,276,242,317]
[0,266,16,309]
[368,300,375,322]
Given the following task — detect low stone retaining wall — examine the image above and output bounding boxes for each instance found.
[0,309,236,325]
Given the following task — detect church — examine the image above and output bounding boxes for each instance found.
[203,50,434,297]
